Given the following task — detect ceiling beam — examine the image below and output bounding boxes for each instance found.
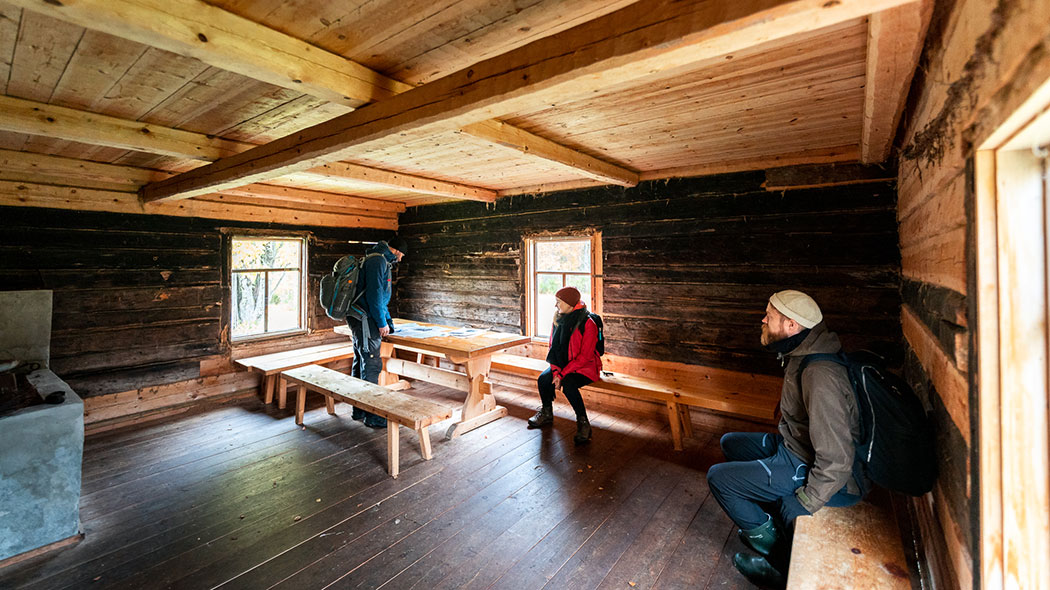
[860,0,932,163]
[139,0,917,203]
[13,0,637,193]
[0,94,249,160]
[460,120,638,186]
[300,161,498,202]
[5,0,408,108]
[0,95,493,201]
[0,147,408,212]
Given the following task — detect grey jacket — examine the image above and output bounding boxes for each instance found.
[777,322,861,513]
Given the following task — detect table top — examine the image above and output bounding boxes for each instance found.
[335,319,530,360]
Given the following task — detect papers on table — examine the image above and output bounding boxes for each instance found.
[445,327,487,338]
[391,320,489,339]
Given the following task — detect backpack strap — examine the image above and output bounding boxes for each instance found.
[799,352,847,372]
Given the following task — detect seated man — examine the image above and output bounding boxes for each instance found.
[707,290,867,588]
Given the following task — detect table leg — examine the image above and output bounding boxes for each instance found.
[445,355,506,439]
[278,377,288,409]
[378,342,398,386]
[418,427,433,460]
[263,374,276,404]
[388,423,400,479]
[296,386,307,425]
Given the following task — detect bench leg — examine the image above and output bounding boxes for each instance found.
[417,427,433,460]
[296,386,308,425]
[677,403,694,438]
[278,378,288,410]
[667,401,684,451]
[263,375,276,404]
[388,423,400,479]
[325,394,336,415]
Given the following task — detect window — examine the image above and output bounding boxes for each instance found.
[525,234,602,339]
[974,91,1050,588]
[230,236,307,340]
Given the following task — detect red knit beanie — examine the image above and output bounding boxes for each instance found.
[555,286,581,307]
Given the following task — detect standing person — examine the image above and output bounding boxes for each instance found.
[346,236,407,428]
[527,286,601,445]
[706,290,867,589]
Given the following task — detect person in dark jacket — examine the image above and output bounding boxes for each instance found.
[346,236,407,428]
[527,286,602,445]
[707,290,867,589]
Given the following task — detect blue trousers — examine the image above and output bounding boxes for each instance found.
[707,432,862,530]
[346,315,383,422]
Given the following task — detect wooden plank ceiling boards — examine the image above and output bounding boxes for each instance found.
[0,0,931,225]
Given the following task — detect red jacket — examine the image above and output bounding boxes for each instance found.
[548,312,602,382]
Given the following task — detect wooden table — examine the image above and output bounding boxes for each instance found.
[335,320,530,439]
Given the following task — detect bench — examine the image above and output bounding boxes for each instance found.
[234,342,356,409]
[787,495,911,588]
[281,364,453,478]
[490,353,779,450]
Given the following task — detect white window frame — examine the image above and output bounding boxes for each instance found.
[523,232,603,340]
[229,234,309,342]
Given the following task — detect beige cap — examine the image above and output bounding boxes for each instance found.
[769,290,823,329]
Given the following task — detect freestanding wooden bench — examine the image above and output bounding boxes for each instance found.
[280,364,453,478]
[490,353,779,450]
[234,342,356,409]
[787,495,912,589]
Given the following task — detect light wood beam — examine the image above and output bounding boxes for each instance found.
[860,0,932,163]
[0,96,491,201]
[0,148,406,212]
[13,0,638,193]
[0,94,249,160]
[5,0,408,108]
[0,181,398,229]
[300,161,498,202]
[460,120,638,186]
[140,0,916,202]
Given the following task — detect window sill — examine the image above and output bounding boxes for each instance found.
[232,328,309,346]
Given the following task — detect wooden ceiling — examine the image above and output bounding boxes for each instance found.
[0,0,930,229]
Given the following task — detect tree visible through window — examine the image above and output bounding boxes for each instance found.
[231,237,305,339]
[529,237,593,338]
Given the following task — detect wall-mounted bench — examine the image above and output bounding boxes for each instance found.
[234,342,356,409]
[490,353,779,450]
[281,364,453,478]
[788,496,912,589]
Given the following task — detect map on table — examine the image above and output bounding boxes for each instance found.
[392,321,487,339]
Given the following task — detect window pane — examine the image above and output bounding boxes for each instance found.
[232,271,265,337]
[565,274,592,308]
[535,240,590,272]
[232,239,302,270]
[534,273,562,338]
[267,270,301,332]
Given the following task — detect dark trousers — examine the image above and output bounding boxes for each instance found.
[537,368,590,420]
[707,432,862,531]
[347,315,382,421]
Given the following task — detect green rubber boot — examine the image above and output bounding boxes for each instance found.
[738,515,778,556]
[732,552,786,589]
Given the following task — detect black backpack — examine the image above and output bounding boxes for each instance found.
[574,312,606,356]
[800,351,937,496]
[319,253,381,321]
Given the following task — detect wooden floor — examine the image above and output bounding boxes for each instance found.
[0,382,758,590]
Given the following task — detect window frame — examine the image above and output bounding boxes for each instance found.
[523,232,603,341]
[228,233,310,343]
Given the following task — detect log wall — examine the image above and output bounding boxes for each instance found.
[0,205,387,426]
[395,167,901,377]
[896,0,1050,587]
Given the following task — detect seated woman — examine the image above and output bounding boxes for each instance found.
[527,286,602,445]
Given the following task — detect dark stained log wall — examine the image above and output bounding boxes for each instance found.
[395,169,901,376]
[0,206,386,397]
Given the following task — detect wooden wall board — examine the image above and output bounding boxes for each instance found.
[0,2,18,96]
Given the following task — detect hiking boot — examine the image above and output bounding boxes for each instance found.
[363,414,387,428]
[527,404,553,428]
[351,407,365,421]
[733,552,786,589]
[738,516,778,556]
[573,417,592,445]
